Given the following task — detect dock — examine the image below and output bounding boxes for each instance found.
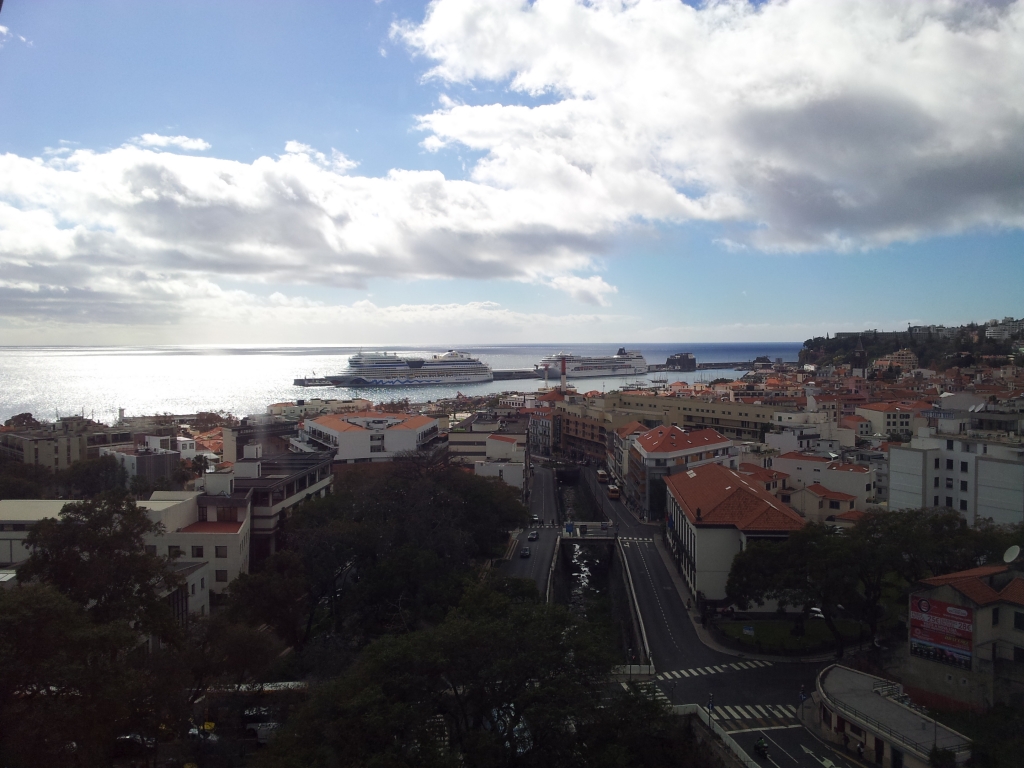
[293,377,333,387]
[493,369,542,381]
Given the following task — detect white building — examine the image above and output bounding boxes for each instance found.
[293,411,441,463]
[267,398,373,420]
[889,428,1024,524]
[0,485,251,597]
[473,434,526,491]
[664,462,804,605]
[772,452,878,508]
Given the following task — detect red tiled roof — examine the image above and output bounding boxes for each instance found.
[487,434,519,444]
[616,420,647,438]
[637,426,730,455]
[665,463,804,533]
[776,452,831,462]
[918,564,1024,608]
[803,483,856,501]
[737,463,789,481]
[179,521,243,534]
[387,415,436,430]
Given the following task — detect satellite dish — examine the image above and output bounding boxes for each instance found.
[1004,545,1021,564]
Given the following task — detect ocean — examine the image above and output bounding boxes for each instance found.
[0,342,803,425]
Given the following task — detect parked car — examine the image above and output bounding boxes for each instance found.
[520,547,531,558]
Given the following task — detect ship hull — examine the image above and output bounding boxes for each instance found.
[326,372,493,387]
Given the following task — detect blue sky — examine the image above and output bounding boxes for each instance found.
[0,0,1022,345]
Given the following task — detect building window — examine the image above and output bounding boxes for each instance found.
[946,459,954,470]
[1015,612,1024,631]
[191,583,195,595]
[191,545,204,558]
[200,577,205,589]
[144,545,157,556]
[993,607,1000,626]
[933,496,939,506]
[1014,646,1024,663]
[959,500,967,511]
[829,501,841,510]
[946,497,953,508]
[934,458,940,469]
[961,462,968,473]
[960,481,968,492]
[168,545,182,558]
[215,570,228,583]
[945,478,953,489]
[946,440,954,450]
[215,546,227,558]
[934,477,939,488]
[198,506,208,522]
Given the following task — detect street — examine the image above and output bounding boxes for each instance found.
[500,466,559,594]
[578,467,855,768]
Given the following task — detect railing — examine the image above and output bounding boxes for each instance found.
[818,667,971,759]
[617,537,652,669]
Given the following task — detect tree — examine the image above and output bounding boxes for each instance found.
[3,412,41,429]
[57,454,127,497]
[0,585,143,767]
[727,524,859,657]
[17,492,180,640]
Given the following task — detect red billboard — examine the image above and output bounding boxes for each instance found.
[909,596,973,669]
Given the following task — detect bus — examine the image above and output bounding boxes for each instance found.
[607,484,620,500]
[596,469,609,484]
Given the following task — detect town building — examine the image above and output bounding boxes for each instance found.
[627,426,733,519]
[771,452,878,508]
[100,443,181,487]
[817,665,971,768]
[901,563,1024,712]
[603,392,775,442]
[527,409,554,458]
[266,398,373,420]
[664,462,804,607]
[473,434,527,493]
[854,402,930,438]
[448,412,527,464]
[609,421,647,487]
[221,420,302,463]
[889,429,1024,524]
[293,411,442,464]
[872,349,920,372]
[0,415,133,471]
[787,484,858,522]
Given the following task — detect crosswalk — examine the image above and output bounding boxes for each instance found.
[708,703,800,733]
[618,536,653,542]
[655,659,773,680]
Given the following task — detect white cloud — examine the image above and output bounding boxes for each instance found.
[398,0,1024,251]
[547,275,617,306]
[133,133,212,151]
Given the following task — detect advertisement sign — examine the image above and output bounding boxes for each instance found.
[909,595,973,669]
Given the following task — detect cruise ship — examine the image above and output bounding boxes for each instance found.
[326,351,493,387]
[536,348,648,378]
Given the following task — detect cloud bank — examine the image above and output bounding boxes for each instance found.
[1,0,1023,336]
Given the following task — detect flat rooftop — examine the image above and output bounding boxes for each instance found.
[820,666,970,756]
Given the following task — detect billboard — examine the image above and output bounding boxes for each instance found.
[909,596,973,669]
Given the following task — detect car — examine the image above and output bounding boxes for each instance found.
[527,530,539,541]
[530,515,541,525]
[809,607,824,620]
[520,547,531,558]
[246,721,281,746]
[600,521,609,530]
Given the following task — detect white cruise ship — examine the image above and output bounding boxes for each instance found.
[326,350,493,387]
[536,348,648,378]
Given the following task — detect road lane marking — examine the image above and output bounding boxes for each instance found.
[728,723,802,735]
[784,705,797,715]
[722,706,741,719]
[713,666,725,672]
[704,667,717,674]
[695,668,707,675]
[671,671,681,679]
[730,663,742,670]
[678,669,690,677]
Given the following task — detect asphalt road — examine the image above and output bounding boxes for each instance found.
[500,467,560,595]
[578,467,853,768]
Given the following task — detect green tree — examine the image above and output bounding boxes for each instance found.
[17,492,180,640]
[0,585,143,767]
[57,454,128,497]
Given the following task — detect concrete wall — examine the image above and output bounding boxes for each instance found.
[694,527,741,602]
[976,459,1024,526]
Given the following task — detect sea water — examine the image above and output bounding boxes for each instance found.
[0,342,802,424]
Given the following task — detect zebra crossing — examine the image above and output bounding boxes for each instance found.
[708,703,800,733]
[655,659,773,680]
[618,536,653,542]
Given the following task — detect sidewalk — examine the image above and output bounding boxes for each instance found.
[650,534,844,665]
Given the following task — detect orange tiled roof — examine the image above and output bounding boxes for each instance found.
[636,426,729,454]
[834,509,865,522]
[737,463,789,481]
[387,415,436,430]
[665,463,804,533]
[616,420,647,438]
[918,564,1024,608]
[803,483,856,501]
[487,434,518,444]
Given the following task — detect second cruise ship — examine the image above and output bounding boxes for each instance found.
[326,350,493,387]
[536,348,648,378]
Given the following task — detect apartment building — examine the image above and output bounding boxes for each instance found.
[0,415,133,471]
[665,462,804,606]
[627,426,733,518]
[854,402,930,438]
[295,411,441,464]
[788,484,858,522]
[772,452,878,508]
[889,429,1024,525]
[603,392,775,442]
[609,421,647,486]
[100,443,181,487]
[448,412,527,464]
[902,563,1024,712]
[527,409,554,458]
[872,349,920,372]
[266,398,373,420]
[473,434,526,492]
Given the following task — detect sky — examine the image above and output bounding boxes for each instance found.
[0,0,1022,346]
